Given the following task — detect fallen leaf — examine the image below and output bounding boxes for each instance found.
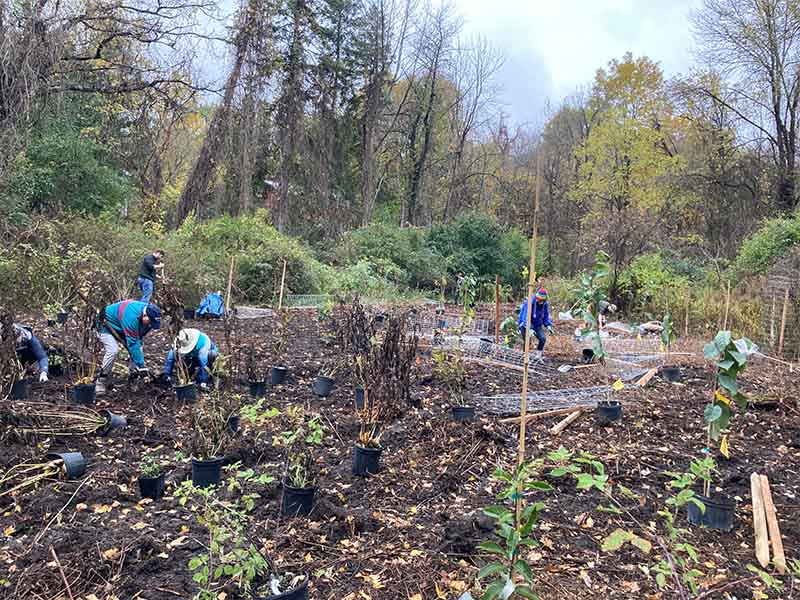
[102,548,120,561]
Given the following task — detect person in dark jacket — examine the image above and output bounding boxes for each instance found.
[137,250,165,303]
[13,324,49,382]
[97,300,161,395]
[517,288,554,361]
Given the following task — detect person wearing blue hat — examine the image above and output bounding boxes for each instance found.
[517,288,554,361]
[97,300,161,395]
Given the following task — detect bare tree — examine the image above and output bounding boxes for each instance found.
[692,0,800,211]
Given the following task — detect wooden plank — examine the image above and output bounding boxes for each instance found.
[750,472,770,568]
[277,259,287,311]
[759,474,786,574]
[499,405,589,424]
[636,367,659,387]
[550,409,583,435]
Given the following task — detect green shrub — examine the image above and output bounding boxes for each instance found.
[731,216,800,279]
[618,253,689,317]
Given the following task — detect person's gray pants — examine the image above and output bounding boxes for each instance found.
[98,332,119,375]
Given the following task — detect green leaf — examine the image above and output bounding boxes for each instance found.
[655,572,667,588]
[703,404,722,423]
[602,528,633,552]
[483,506,513,520]
[515,586,540,599]
[718,374,738,395]
[596,504,622,515]
[514,560,534,584]
[631,536,652,554]
[477,541,505,555]
[481,579,507,600]
[526,480,553,491]
[478,563,507,580]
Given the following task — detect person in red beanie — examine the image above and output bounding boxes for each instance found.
[517,288,554,361]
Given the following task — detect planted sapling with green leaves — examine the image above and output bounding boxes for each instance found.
[475,463,552,600]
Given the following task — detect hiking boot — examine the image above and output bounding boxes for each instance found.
[533,350,544,363]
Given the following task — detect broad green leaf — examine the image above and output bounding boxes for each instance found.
[481,579,506,600]
[478,541,505,555]
[655,572,667,588]
[703,404,722,422]
[514,560,534,584]
[631,536,652,554]
[478,563,507,579]
[602,528,633,552]
[515,586,540,599]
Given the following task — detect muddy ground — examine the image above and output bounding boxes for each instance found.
[1,307,799,600]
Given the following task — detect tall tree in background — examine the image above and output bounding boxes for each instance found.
[693,0,800,212]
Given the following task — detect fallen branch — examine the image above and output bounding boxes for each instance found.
[49,546,75,600]
[750,472,770,568]
[759,474,786,574]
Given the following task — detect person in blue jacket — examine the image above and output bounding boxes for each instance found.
[517,288,554,361]
[163,328,218,389]
[97,300,161,395]
[13,324,49,382]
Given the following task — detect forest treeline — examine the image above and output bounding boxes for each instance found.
[1,0,799,321]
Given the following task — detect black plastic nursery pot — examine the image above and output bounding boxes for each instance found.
[47,452,87,480]
[47,319,56,327]
[373,313,386,326]
[138,473,166,500]
[352,445,382,476]
[72,383,96,406]
[312,376,335,397]
[354,387,365,410]
[686,493,736,532]
[259,576,309,600]
[183,308,196,320]
[582,349,595,364]
[596,400,622,424]
[249,380,268,398]
[227,414,240,436]
[271,366,288,385]
[281,483,316,517]
[99,410,127,436]
[11,379,29,400]
[57,312,69,324]
[452,405,476,422]
[174,383,197,402]
[660,366,682,383]
[191,456,224,488]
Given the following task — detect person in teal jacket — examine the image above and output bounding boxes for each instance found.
[163,328,218,389]
[97,300,161,395]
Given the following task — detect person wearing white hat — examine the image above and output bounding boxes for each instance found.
[163,328,218,389]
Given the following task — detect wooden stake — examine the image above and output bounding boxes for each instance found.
[225,256,235,314]
[770,293,777,347]
[684,294,690,337]
[550,408,583,435]
[494,274,501,345]
[759,474,786,574]
[750,472,770,568]
[500,405,590,424]
[778,288,790,357]
[277,259,288,311]
[636,367,659,387]
[722,280,731,330]
[516,153,541,527]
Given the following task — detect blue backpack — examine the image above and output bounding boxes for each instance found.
[197,292,225,318]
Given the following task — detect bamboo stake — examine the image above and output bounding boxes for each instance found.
[277,259,288,311]
[550,408,583,435]
[750,472,770,568]
[494,274,500,345]
[225,256,235,314]
[759,474,786,574]
[778,288,790,357]
[516,154,541,527]
[636,367,659,387]
[684,294,690,337]
[722,280,731,330]
[770,293,777,347]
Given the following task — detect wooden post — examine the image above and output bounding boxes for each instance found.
[770,293,777,347]
[722,280,731,330]
[684,294,690,337]
[751,473,770,568]
[494,274,500,345]
[759,475,786,574]
[550,408,583,435]
[225,256,235,314]
[778,288,790,357]
[516,153,541,527]
[277,259,288,311]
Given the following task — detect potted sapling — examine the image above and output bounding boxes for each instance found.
[138,454,166,500]
[690,330,756,530]
[246,354,268,399]
[270,309,292,385]
[275,406,325,517]
[433,349,473,422]
[659,313,680,382]
[353,398,383,476]
[189,386,236,488]
[312,362,340,398]
[71,305,99,405]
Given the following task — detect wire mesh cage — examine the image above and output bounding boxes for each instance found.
[475,385,617,416]
[284,294,332,308]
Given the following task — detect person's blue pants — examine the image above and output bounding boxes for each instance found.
[137,277,154,303]
[519,325,547,351]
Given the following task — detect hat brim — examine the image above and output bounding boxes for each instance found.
[177,329,200,354]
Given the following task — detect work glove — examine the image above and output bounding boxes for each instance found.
[199,382,209,391]
[547,326,555,335]
[39,371,48,383]
[132,366,152,381]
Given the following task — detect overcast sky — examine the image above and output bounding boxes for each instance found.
[456,0,704,127]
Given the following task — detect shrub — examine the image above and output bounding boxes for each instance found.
[731,216,800,279]
[618,253,689,317]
